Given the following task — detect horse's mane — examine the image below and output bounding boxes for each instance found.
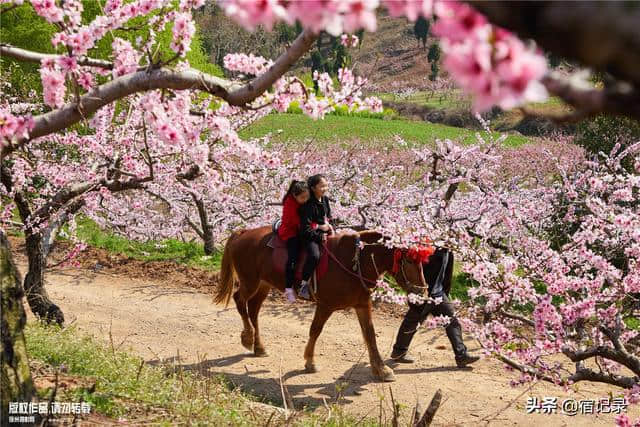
[357,230,385,244]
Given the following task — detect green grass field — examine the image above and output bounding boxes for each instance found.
[377,89,472,110]
[239,113,530,147]
[377,90,567,112]
[74,218,222,271]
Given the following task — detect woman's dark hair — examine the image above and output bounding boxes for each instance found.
[307,174,326,191]
[283,180,308,203]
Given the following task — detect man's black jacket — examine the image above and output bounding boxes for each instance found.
[421,247,454,298]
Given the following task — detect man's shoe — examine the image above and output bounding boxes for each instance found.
[455,353,480,368]
[389,351,415,363]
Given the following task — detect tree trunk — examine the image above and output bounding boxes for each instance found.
[193,195,216,256]
[23,232,64,325]
[203,233,215,256]
[1,231,35,421]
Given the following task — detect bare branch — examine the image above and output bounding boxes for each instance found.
[541,73,640,122]
[176,165,202,181]
[31,176,150,227]
[226,30,317,106]
[42,198,85,259]
[498,308,535,327]
[185,215,205,240]
[569,367,638,389]
[434,182,459,219]
[498,352,638,389]
[415,389,442,427]
[599,325,640,376]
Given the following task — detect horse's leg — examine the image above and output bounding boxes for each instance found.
[248,283,270,357]
[355,302,395,382]
[233,278,258,351]
[303,304,332,373]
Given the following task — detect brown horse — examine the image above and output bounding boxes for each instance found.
[213,226,427,382]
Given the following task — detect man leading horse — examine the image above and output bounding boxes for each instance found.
[215,226,478,382]
[390,247,479,368]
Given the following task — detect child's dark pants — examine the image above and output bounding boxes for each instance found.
[285,236,301,289]
[301,240,322,282]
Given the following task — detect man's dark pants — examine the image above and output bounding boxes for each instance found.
[392,294,467,358]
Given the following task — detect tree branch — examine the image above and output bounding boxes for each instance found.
[41,198,85,259]
[600,325,640,376]
[224,30,317,106]
[0,30,317,158]
[434,182,459,219]
[499,351,607,387]
[568,367,638,389]
[32,176,150,227]
[465,1,640,121]
[0,44,115,69]
[467,1,640,87]
[541,73,640,122]
[498,308,535,327]
[185,215,205,240]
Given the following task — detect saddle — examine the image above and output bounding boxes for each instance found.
[267,233,329,281]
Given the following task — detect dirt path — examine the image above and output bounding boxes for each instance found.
[26,263,638,426]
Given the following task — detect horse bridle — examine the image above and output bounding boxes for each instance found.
[350,238,425,293]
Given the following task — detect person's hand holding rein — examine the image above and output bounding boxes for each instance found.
[318,223,331,232]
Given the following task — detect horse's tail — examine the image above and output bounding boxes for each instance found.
[213,231,241,307]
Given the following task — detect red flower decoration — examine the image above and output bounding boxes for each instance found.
[407,244,435,264]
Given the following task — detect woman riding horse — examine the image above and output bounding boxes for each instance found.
[214,228,427,382]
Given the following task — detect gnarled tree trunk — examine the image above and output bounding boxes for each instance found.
[0,231,35,421]
[23,231,64,325]
[196,197,216,256]
[1,162,65,325]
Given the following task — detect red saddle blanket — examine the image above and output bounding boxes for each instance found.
[267,234,329,280]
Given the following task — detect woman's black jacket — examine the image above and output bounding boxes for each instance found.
[299,196,332,243]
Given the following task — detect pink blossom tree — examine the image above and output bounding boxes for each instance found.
[360,134,640,423]
[1,37,382,323]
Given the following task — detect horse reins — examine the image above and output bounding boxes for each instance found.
[322,240,379,293]
[322,238,419,294]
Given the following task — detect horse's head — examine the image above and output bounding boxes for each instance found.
[389,246,429,294]
[357,230,430,294]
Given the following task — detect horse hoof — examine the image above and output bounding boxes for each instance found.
[254,348,268,357]
[240,331,254,351]
[305,362,317,373]
[377,366,396,382]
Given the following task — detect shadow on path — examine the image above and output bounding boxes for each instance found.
[147,353,399,409]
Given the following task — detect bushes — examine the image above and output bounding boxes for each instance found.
[575,115,640,171]
[285,100,397,120]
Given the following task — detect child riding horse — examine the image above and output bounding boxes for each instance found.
[214,228,427,381]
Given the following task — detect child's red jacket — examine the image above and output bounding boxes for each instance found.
[278,195,302,241]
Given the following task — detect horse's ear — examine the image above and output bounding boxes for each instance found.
[358,230,384,244]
